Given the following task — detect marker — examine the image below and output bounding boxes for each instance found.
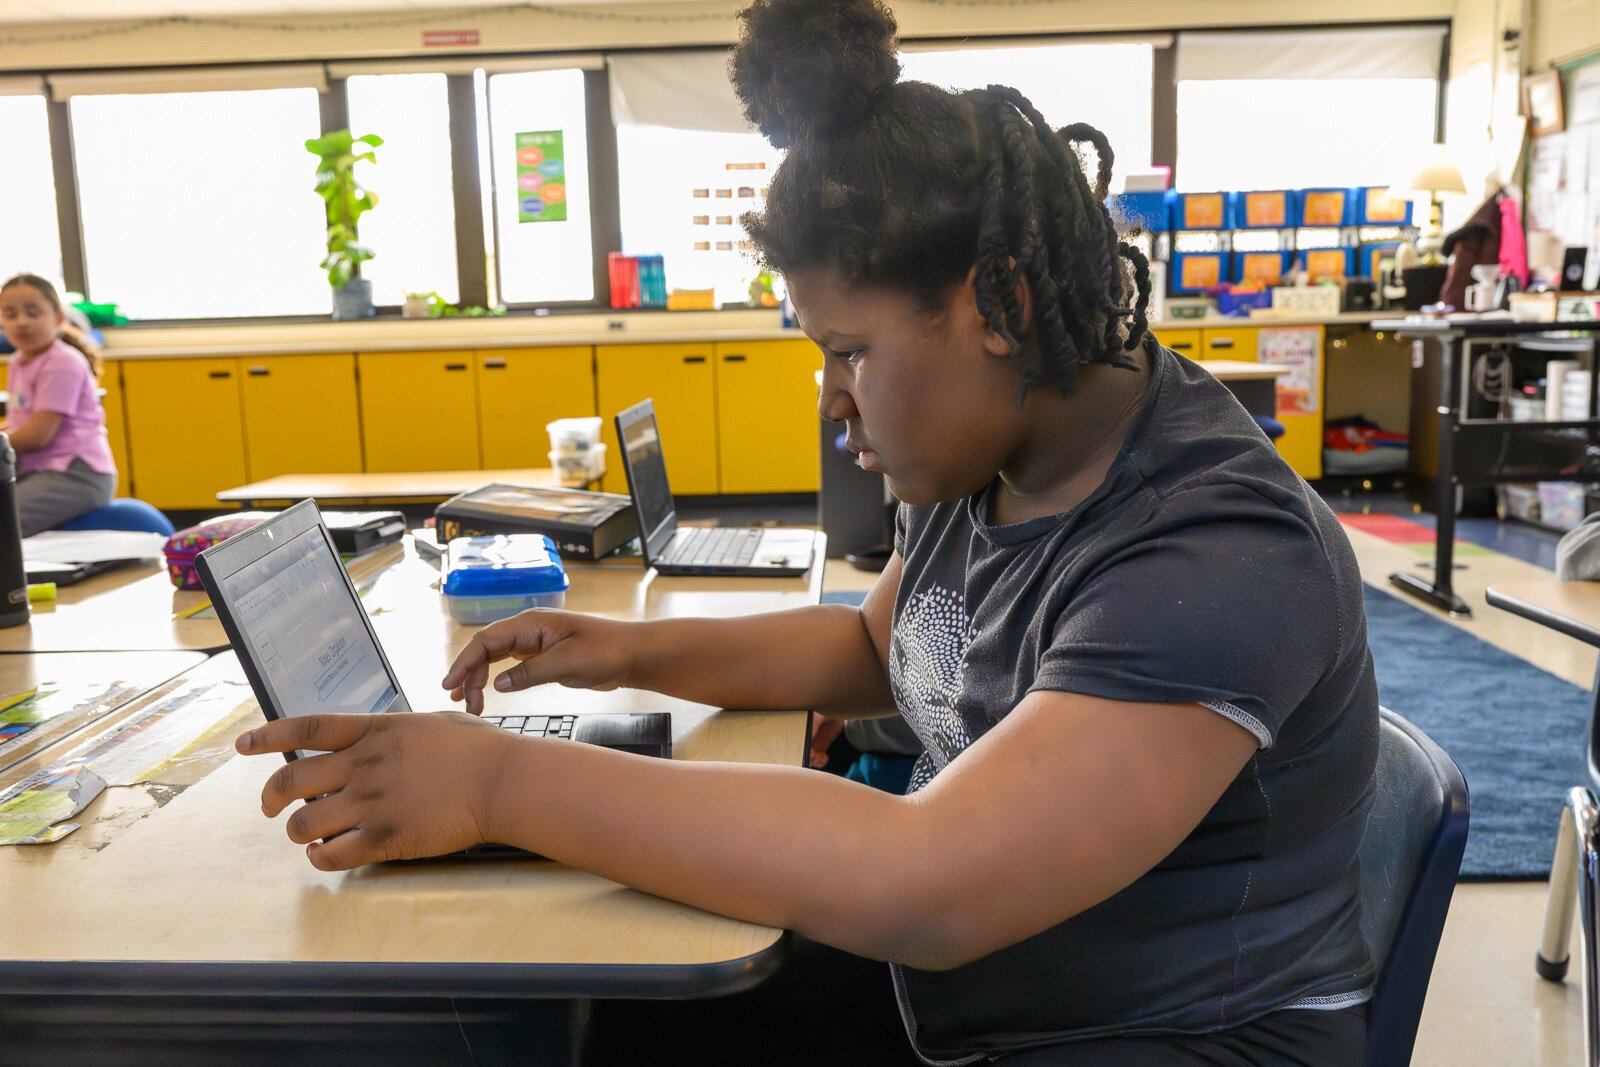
[25,583,55,602]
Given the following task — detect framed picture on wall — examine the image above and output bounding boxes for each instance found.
[1525,69,1565,136]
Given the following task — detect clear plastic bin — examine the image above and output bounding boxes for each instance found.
[549,442,606,485]
[546,416,603,453]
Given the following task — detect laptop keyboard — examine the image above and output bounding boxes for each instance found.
[481,714,576,739]
[662,527,763,567]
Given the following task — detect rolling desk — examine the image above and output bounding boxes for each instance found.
[1378,318,1600,617]
[0,537,825,1061]
[216,467,576,509]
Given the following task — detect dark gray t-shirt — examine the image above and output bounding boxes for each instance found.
[887,346,1378,1061]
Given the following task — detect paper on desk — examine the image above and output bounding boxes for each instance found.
[22,530,166,564]
[0,678,257,846]
[0,765,106,845]
[0,680,144,765]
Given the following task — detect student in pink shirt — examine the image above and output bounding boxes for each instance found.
[0,274,117,536]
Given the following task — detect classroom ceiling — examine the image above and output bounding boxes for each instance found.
[3,0,646,22]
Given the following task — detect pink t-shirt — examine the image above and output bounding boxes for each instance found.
[5,338,116,476]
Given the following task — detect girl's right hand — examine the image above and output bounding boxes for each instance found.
[441,609,642,714]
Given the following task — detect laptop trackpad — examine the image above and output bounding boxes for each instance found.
[570,712,673,758]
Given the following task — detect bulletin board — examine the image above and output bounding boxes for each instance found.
[1526,53,1600,290]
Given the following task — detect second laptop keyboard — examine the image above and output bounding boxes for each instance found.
[663,526,763,567]
[482,714,576,739]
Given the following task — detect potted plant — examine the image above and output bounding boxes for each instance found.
[306,128,382,320]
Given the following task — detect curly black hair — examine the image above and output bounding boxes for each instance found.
[730,0,1151,396]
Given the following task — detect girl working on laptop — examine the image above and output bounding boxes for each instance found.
[0,274,117,537]
[237,1,1378,1061]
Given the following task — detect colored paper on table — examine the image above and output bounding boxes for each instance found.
[515,130,567,223]
[0,765,106,845]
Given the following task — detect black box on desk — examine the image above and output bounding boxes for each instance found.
[435,484,638,561]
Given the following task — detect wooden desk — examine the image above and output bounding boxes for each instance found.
[0,543,823,1047]
[217,467,567,508]
[1203,359,1291,419]
[0,650,207,772]
[0,560,226,654]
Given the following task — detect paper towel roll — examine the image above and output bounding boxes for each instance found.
[1548,360,1583,421]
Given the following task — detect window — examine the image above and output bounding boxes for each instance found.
[0,94,63,286]
[1173,28,1445,192]
[616,126,782,306]
[483,68,594,305]
[345,73,459,305]
[1177,79,1438,191]
[900,42,1155,194]
[71,88,328,319]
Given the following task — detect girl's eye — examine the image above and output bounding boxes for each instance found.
[832,348,864,365]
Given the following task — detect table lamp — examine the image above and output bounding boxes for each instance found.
[1388,144,1468,265]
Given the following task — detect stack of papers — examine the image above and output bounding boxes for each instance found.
[21,530,166,564]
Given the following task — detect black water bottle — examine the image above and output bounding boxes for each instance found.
[0,432,30,628]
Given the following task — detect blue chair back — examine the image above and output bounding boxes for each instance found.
[1360,707,1470,1067]
[57,498,175,537]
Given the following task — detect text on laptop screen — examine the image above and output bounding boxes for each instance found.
[620,412,677,546]
[217,527,397,717]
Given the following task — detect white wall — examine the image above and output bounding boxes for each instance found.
[0,0,1455,72]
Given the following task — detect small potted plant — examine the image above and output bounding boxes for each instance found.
[306,128,382,320]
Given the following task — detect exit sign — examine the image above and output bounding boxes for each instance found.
[423,29,481,47]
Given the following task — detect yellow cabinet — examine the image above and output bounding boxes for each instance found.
[714,340,822,494]
[239,354,362,483]
[1197,325,1324,481]
[477,346,595,469]
[1200,326,1257,363]
[596,344,718,495]
[98,361,130,490]
[357,351,480,472]
[122,358,248,509]
[1152,328,1201,360]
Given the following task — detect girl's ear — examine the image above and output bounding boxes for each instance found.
[970,262,1034,359]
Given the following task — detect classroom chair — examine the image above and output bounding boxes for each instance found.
[1360,707,1471,1067]
[58,498,175,536]
[1535,788,1600,1066]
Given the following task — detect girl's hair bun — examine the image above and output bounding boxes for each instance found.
[730,0,901,148]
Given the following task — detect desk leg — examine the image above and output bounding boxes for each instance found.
[1390,334,1472,617]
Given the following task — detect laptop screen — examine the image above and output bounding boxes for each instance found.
[215,525,398,718]
[618,404,678,557]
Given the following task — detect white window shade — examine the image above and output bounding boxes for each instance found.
[1176,27,1447,82]
[608,50,747,134]
[48,64,327,101]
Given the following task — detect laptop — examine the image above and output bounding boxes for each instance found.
[195,499,670,855]
[615,399,818,577]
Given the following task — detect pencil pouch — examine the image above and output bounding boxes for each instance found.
[163,513,273,590]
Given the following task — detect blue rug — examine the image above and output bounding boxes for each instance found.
[821,585,1590,879]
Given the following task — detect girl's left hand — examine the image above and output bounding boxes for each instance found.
[236,711,516,870]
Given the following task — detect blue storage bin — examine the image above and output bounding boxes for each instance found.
[1170,191,1230,231]
[1170,251,1230,295]
[1111,191,1170,232]
[1297,247,1356,282]
[1229,190,1300,230]
[1298,188,1356,228]
[1355,186,1413,226]
[442,534,570,625]
[1233,250,1294,286]
[1216,288,1273,317]
[1358,242,1404,280]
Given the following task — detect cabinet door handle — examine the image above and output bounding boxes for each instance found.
[684,355,707,364]
[723,354,747,362]
[247,366,270,377]
[208,370,232,380]
[483,358,507,369]
[444,363,469,371]
[1209,338,1235,350]
[1169,342,1193,351]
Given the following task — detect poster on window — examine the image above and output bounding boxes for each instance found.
[1260,327,1320,416]
[515,131,567,223]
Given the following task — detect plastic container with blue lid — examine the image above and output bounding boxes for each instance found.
[442,534,569,624]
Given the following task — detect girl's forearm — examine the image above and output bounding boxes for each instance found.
[629,605,896,715]
[486,737,941,965]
